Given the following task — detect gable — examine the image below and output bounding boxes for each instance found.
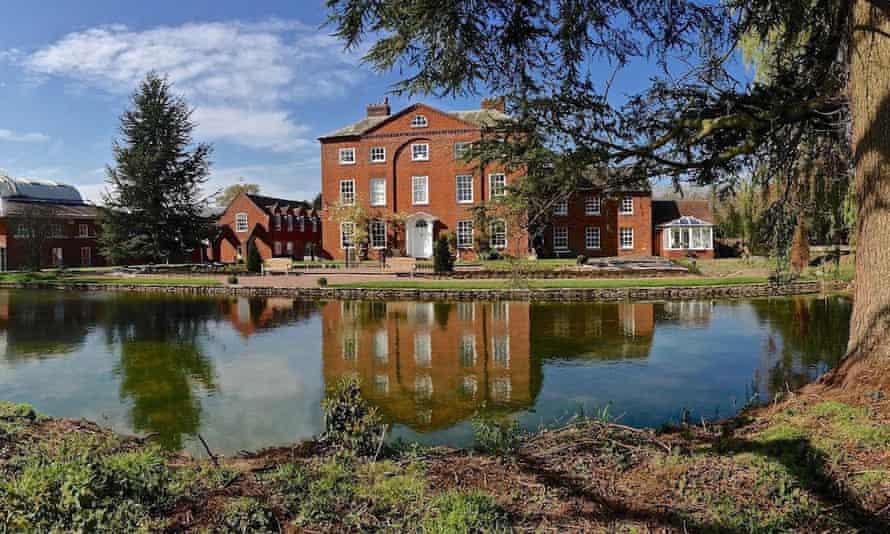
[363,104,481,136]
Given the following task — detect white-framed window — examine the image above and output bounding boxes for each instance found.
[456,175,473,203]
[454,142,470,159]
[274,213,282,230]
[369,220,387,249]
[77,223,92,237]
[554,199,568,215]
[585,226,601,250]
[585,195,601,215]
[341,333,357,361]
[492,335,510,368]
[13,224,32,238]
[491,301,509,322]
[457,302,475,322]
[411,114,428,128]
[80,246,92,266]
[489,220,506,249]
[374,329,389,363]
[235,213,248,233]
[340,179,355,205]
[340,222,355,249]
[411,143,429,161]
[286,241,294,256]
[620,196,634,214]
[338,147,356,165]
[286,214,293,231]
[553,226,569,250]
[299,217,305,232]
[370,146,386,162]
[370,178,386,206]
[274,241,282,255]
[666,226,714,250]
[51,223,64,238]
[414,332,432,366]
[620,227,634,249]
[456,220,474,249]
[459,334,477,367]
[489,173,506,198]
[412,175,429,205]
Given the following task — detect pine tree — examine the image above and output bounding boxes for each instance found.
[246,238,262,273]
[434,233,454,273]
[100,73,213,264]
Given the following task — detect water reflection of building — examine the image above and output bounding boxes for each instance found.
[221,296,320,337]
[321,301,538,431]
[660,300,715,326]
[531,302,658,360]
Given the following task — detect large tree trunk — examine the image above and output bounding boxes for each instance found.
[825,0,890,392]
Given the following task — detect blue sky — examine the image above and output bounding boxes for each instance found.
[0,1,750,203]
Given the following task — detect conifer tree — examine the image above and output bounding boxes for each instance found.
[100,73,212,264]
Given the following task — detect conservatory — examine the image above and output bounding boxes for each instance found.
[661,216,714,251]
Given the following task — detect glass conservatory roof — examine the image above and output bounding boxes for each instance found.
[0,173,84,203]
[661,216,712,227]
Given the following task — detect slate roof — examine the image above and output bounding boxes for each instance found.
[1,198,101,219]
[245,194,316,215]
[319,106,511,139]
[652,200,714,226]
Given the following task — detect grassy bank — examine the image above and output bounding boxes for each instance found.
[332,275,779,290]
[0,272,221,287]
[2,380,888,532]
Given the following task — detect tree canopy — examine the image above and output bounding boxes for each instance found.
[101,73,213,264]
[216,182,260,208]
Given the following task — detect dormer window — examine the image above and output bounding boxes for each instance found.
[338,147,356,165]
[411,115,428,128]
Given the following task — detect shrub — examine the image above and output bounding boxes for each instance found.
[421,489,509,533]
[576,254,587,265]
[486,250,502,261]
[434,233,455,273]
[471,415,521,456]
[0,444,176,533]
[227,274,238,285]
[246,239,262,273]
[317,276,328,287]
[221,497,275,533]
[321,376,384,455]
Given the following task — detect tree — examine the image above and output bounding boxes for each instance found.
[101,72,213,264]
[246,238,262,273]
[325,0,890,392]
[433,233,453,273]
[216,182,259,208]
[790,217,811,276]
[12,204,58,270]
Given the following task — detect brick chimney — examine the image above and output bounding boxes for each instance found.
[366,96,391,117]
[481,96,505,113]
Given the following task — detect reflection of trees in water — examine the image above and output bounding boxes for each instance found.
[102,294,221,450]
[0,291,102,361]
[750,296,852,398]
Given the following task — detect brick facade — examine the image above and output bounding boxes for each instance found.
[0,217,104,270]
[538,192,654,258]
[318,101,527,260]
[214,192,321,263]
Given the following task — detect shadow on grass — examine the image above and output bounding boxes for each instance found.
[514,431,889,533]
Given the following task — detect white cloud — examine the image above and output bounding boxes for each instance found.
[192,107,310,153]
[12,19,364,153]
[0,128,49,143]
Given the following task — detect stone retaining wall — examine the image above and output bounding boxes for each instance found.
[0,280,849,302]
[416,269,689,279]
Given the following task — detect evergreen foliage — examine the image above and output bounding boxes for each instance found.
[434,233,454,273]
[246,239,262,273]
[100,73,212,264]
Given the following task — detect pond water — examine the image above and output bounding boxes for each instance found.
[0,290,851,456]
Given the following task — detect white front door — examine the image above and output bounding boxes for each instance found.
[409,219,433,258]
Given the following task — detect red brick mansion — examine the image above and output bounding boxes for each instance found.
[315,100,715,261]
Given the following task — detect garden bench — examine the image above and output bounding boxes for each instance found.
[262,258,293,276]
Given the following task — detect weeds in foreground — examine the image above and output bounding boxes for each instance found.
[472,415,522,456]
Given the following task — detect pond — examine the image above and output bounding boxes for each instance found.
[0,290,851,456]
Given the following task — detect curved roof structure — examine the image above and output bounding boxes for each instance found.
[0,172,84,203]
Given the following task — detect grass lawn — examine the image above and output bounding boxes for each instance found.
[331,275,775,290]
[0,272,221,287]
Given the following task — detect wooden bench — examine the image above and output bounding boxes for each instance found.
[387,257,417,274]
[262,258,293,275]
